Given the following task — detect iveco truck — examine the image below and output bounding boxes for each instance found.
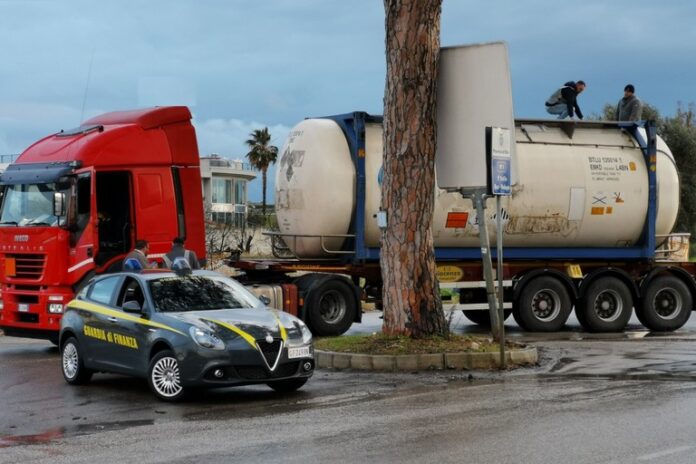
[0,106,206,342]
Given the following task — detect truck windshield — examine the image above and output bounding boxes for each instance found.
[0,183,68,227]
[148,276,260,312]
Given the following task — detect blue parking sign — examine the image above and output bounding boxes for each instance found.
[488,127,512,196]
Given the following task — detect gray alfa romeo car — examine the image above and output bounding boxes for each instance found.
[59,269,315,401]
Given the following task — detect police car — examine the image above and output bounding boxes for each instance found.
[59,268,314,401]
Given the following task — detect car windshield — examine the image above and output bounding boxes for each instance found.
[148,275,261,312]
[0,182,69,227]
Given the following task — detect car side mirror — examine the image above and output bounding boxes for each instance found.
[259,295,271,305]
[53,192,66,217]
[122,300,142,313]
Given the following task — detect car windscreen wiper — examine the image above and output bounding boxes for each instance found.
[0,221,18,226]
[25,221,51,226]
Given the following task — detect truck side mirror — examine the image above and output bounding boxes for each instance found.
[53,192,66,217]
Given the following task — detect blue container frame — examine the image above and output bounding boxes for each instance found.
[320,112,658,263]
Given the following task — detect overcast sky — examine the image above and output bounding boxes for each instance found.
[1,0,694,201]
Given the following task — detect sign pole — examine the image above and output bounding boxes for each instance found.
[496,195,506,368]
[470,189,501,343]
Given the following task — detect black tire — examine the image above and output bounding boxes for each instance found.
[61,337,93,385]
[147,350,186,402]
[577,277,633,332]
[513,276,573,332]
[637,276,692,331]
[267,377,308,393]
[304,278,357,336]
[462,309,512,327]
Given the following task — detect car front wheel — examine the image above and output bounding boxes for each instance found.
[148,350,186,402]
[61,336,93,385]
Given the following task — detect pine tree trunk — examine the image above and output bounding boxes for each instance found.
[381,0,447,337]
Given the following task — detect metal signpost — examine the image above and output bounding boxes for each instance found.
[488,126,512,368]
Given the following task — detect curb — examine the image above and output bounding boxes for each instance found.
[315,346,537,371]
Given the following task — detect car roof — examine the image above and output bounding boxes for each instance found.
[91,269,223,283]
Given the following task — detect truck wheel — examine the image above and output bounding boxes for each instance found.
[148,350,186,402]
[267,378,308,393]
[577,277,633,332]
[61,337,93,385]
[637,276,692,331]
[305,279,357,336]
[462,309,512,327]
[513,276,572,332]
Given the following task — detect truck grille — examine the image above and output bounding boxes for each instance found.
[8,254,45,280]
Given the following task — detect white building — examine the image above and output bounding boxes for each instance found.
[199,154,257,226]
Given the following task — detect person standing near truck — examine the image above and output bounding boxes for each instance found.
[545,80,586,119]
[616,84,643,121]
[162,237,201,270]
[123,240,155,270]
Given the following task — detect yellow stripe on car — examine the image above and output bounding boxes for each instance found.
[205,316,288,347]
[68,300,185,336]
[205,318,257,348]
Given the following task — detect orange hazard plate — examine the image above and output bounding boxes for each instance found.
[5,257,16,277]
[446,212,469,228]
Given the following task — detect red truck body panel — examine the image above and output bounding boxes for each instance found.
[0,107,206,340]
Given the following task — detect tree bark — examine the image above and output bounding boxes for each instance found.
[381,0,447,337]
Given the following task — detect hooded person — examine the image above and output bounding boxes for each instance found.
[545,80,586,119]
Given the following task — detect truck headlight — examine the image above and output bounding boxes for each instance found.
[48,303,64,314]
[189,326,225,350]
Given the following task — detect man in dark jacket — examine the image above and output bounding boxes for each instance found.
[163,237,201,269]
[616,84,643,121]
[545,80,586,119]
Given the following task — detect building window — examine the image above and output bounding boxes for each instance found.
[212,178,232,204]
[235,180,245,204]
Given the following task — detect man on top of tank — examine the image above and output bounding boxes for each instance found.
[545,80,586,119]
[616,84,643,121]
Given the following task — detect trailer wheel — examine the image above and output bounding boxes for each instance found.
[577,277,633,332]
[637,276,692,332]
[305,279,357,336]
[513,276,572,332]
[462,309,512,327]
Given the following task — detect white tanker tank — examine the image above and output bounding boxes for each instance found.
[275,118,680,258]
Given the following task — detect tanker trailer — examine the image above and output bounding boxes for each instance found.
[235,113,693,335]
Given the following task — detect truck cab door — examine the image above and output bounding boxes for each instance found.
[67,168,97,282]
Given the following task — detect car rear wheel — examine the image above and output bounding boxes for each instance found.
[148,350,186,402]
[61,337,93,385]
[267,378,308,393]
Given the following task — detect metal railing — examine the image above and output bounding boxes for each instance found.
[0,154,19,164]
[263,231,356,259]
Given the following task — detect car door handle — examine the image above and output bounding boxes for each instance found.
[108,317,118,323]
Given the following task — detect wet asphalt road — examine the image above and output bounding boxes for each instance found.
[3,315,696,463]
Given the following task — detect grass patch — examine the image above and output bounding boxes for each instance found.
[315,334,521,355]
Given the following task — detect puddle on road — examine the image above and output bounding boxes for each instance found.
[0,419,154,448]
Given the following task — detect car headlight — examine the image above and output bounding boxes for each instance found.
[189,326,225,350]
[288,320,312,345]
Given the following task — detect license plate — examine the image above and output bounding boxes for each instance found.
[288,346,311,359]
[18,303,29,312]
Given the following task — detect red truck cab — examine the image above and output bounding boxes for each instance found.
[0,106,206,342]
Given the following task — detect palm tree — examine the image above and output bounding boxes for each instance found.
[245,127,278,217]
